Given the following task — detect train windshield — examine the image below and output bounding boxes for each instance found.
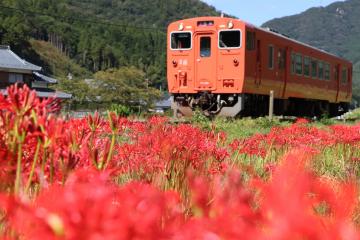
[219,30,241,49]
[171,32,192,50]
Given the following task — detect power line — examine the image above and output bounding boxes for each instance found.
[0,4,167,33]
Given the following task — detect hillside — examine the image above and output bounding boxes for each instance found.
[262,0,360,102]
[29,39,89,78]
[0,0,220,86]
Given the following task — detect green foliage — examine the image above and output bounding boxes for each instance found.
[344,108,360,122]
[56,78,95,105]
[109,104,132,117]
[213,117,286,141]
[318,113,336,125]
[190,109,211,128]
[94,67,161,107]
[29,39,89,78]
[0,0,220,89]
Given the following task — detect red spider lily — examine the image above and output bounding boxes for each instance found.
[175,150,360,240]
[115,122,229,178]
[230,121,360,158]
[0,169,183,240]
[255,150,359,240]
[1,84,360,240]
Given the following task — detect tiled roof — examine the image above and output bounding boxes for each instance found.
[33,72,58,84]
[0,46,42,72]
[36,90,72,99]
[155,96,171,109]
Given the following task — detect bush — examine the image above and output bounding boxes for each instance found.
[109,104,132,117]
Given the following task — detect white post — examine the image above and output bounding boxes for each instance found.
[269,90,274,120]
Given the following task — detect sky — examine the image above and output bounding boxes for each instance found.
[202,0,344,26]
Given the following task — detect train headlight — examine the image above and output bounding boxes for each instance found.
[178,23,184,31]
[228,21,234,29]
[233,59,239,66]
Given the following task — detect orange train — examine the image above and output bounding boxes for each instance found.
[167,17,352,117]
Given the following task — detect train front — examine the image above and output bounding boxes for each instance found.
[167,17,246,117]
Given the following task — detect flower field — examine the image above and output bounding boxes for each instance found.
[1,85,360,239]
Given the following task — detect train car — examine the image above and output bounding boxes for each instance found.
[167,16,352,117]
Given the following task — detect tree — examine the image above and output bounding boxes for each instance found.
[57,78,96,105]
[94,67,161,108]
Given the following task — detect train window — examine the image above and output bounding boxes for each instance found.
[295,54,303,75]
[200,37,211,58]
[334,66,339,81]
[268,45,274,69]
[197,21,214,27]
[278,49,285,69]
[318,62,324,79]
[219,30,241,49]
[246,31,256,50]
[291,53,296,74]
[304,56,310,77]
[342,68,348,84]
[170,32,192,50]
[311,59,318,78]
[324,63,331,80]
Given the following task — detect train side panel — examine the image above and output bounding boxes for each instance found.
[244,25,352,104]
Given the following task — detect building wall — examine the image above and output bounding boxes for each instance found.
[0,71,9,88]
[0,71,33,89]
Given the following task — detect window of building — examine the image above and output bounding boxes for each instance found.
[342,68,348,84]
[219,30,241,49]
[318,61,324,80]
[9,73,24,84]
[324,63,331,80]
[200,37,211,57]
[268,45,274,69]
[246,31,256,50]
[304,56,310,77]
[311,59,318,78]
[295,54,303,75]
[170,32,192,50]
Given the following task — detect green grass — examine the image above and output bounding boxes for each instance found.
[196,115,360,181]
[192,115,290,141]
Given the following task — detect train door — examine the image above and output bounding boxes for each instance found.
[335,64,340,102]
[194,32,217,90]
[277,47,286,96]
[255,40,262,86]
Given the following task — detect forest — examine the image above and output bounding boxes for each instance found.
[0,0,219,107]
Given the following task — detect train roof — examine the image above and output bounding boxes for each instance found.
[169,17,351,64]
[249,24,351,64]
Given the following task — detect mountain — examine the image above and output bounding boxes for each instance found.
[262,0,360,102]
[0,0,220,88]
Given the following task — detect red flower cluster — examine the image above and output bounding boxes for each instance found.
[115,123,229,176]
[0,85,360,239]
[0,85,228,194]
[0,169,183,240]
[231,120,360,157]
[1,152,359,239]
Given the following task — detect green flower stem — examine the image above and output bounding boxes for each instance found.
[25,140,41,194]
[102,133,116,170]
[14,142,23,195]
